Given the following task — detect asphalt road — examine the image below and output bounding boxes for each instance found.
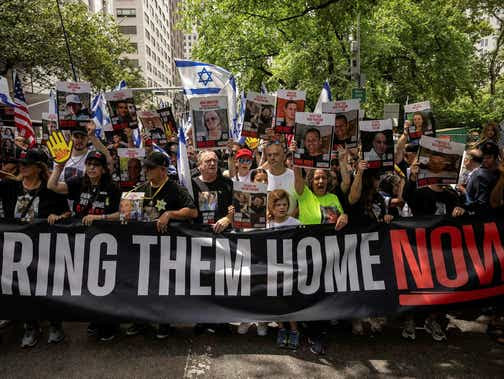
[0,318,503,378]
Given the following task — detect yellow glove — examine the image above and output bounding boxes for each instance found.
[47,131,73,164]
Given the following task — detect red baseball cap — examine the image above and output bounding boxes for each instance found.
[235,148,253,160]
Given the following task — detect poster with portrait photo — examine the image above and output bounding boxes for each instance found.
[417,135,464,188]
[56,81,91,130]
[241,91,276,139]
[322,99,360,149]
[293,112,335,169]
[275,90,306,135]
[360,119,394,170]
[117,148,145,189]
[138,110,167,145]
[0,126,17,161]
[38,113,58,145]
[404,101,436,143]
[0,105,15,127]
[189,96,229,150]
[232,181,267,229]
[104,89,138,131]
[120,192,145,223]
[157,106,178,140]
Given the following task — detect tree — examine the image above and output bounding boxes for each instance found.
[0,0,144,91]
[180,0,500,128]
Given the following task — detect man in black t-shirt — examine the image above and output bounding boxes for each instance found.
[141,151,197,232]
[192,150,233,232]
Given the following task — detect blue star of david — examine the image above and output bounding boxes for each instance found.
[197,67,213,86]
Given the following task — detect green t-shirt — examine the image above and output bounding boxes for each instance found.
[296,185,344,225]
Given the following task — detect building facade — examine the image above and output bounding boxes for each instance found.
[112,0,184,88]
[183,29,198,59]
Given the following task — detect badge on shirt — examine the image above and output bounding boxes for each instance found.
[155,199,166,212]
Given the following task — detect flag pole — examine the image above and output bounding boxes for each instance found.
[55,0,78,82]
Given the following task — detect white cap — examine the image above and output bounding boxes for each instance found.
[65,94,82,105]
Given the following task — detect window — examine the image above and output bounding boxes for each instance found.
[130,43,138,53]
[146,46,151,56]
[145,30,151,41]
[147,62,152,72]
[122,58,139,68]
[144,12,149,23]
[119,26,137,35]
[117,8,136,17]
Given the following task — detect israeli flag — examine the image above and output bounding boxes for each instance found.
[48,90,58,115]
[0,76,15,107]
[175,59,238,137]
[232,90,246,142]
[177,127,194,199]
[115,79,127,91]
[91,94,111,138]
[314,80,332,113]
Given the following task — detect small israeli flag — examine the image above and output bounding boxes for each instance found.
[0,76,16,107]
[314,80,332,113]
[177,127,194,199]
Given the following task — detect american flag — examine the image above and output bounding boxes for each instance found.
[13,72,35,147]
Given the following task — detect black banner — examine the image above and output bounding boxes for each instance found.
[1,216,503,322]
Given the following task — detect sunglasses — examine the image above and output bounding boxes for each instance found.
[238,158,252,164]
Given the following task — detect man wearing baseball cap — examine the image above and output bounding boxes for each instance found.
[59,121,112,182]
[125,151,197,339]
[64,94,88,120]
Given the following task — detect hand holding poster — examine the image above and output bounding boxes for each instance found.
[117,148,145,188]
[56,82,91,130]
[293,112,335,169]
[138,111,167,145]
[104,89,138,131]
[120,192,145,223]
[189,96,229,150]
[232,181,267,229]
[404,101,435,143]
[322,99,360,149]
[46,131,73,164]
[241,91,276,139]
[275,90,306,135]
[417,135,465,187]
[360,119,394,170]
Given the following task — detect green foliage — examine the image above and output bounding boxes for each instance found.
[180,0,503,129]
[0,0,144,91]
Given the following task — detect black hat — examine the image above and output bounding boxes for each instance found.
[143,151,168,168]
[85,151,107,167]
[18,149,50,166]
[481,141,499,158]
[71,126,88,136]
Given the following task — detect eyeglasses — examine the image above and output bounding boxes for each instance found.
[205,117,218,122]
[238,158,252,164]
[267,140,282,146]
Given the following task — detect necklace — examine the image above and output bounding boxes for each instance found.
[146,177,169,206]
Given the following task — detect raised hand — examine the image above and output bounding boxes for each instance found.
[47,131,73,164]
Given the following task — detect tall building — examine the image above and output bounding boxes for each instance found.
[476,11,503,54]
[183,29,198,59]
[84,0,114,15]
[114,0,184,88]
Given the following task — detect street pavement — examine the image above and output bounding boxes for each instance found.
[0,317,503,378]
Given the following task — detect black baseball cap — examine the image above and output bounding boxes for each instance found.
[85,151,107,167]
[71,126,88,136]
[143,151,169,168]
[18,148,50,166]
[481,141,499,158]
